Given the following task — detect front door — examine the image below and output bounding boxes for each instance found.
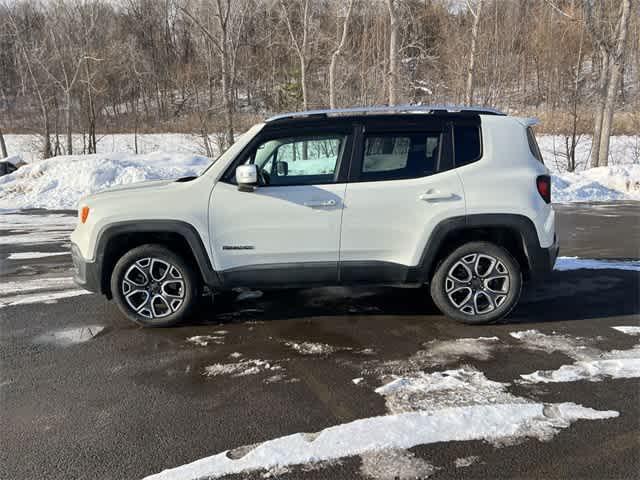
[209,131,351,287]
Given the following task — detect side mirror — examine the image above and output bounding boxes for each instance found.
[236,164,258,191]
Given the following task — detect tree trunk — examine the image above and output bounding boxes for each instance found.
[329,0,354,109]
[464,0,483,106]
[597,0,631,167]
[590,50,608,168]
[220,46,234,149]
[386,0,399,106]
[65,91,73,155]
[0,127,7,158]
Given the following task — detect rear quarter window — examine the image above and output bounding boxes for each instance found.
[453,125,481,166]
[526,127,544,163]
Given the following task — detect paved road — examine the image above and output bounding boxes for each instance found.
[0,203,638,480]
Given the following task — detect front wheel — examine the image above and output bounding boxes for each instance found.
[111,244,200,327]
[430,241,522,324]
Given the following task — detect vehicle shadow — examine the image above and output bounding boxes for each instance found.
[189,269,639,326]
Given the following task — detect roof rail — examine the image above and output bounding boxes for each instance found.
[266,104,506,122]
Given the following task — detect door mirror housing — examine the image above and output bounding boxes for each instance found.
[236,164,258,191]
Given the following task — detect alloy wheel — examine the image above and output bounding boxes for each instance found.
[444,253,510,316]
[121,257,185,319]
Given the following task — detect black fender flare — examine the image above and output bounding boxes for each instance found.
[95,220,220,293]
[411,213,548,282]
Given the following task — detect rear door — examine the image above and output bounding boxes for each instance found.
[339,118,466,282]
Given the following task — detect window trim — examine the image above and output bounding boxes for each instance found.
[349,130,445,183]
[452,124,483,167]
[526,126,544,164]
[221,127,355,187]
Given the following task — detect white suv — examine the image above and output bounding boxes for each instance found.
[71,105,558,327]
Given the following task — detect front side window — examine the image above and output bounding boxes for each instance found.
[248,134,345,186]
[360,133,440,181]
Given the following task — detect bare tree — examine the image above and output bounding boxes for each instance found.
[280,0,313,110]
[386,0,399,106]
[180,0,245,149]
[328,0,354,109]
[41,25,85,155]
[8,9,53,158]
[464,0,483,106]
[585,0,632,167]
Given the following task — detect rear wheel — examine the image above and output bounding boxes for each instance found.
[111,244,200,327]
[430,241,522,324]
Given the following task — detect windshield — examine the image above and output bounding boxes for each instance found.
[199,123,264,176]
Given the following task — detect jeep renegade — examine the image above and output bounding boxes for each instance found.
[71,105,558,326]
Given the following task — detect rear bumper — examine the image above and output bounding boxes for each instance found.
[527,234,559,280]
[71,243,101,293]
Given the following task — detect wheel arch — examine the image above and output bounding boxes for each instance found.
[415,214,543,283]
[96,220,219,298]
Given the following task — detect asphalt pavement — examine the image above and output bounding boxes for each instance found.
[0,202,638,480]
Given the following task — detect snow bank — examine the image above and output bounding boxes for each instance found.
[551,164,640,202]
[0,152,210,210]
[142,402,616,480]
[1,134,639,210]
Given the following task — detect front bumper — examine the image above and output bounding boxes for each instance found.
[71,243,102,293]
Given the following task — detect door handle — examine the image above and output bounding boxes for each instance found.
[419,190,455,202]
[304,199,338,207]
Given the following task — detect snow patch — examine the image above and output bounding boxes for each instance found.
[512,330,640,383]
[375,336,501,375]
[555,257,640,272]
[35,325,104,346]
[186,335,225,347]
[360,449,437,479]
[284,341,343,355]
[142,402,616,480]
[203,359,283,378]
[612,326,640,336]
[520,358,640,384]
[0,276,91,308]
[454,456,480,468]
[374,367,527,415]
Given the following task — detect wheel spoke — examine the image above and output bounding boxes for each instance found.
[161,279,185,298]
[151,294,172,317]
[473,290,496,314]
[484,275,510,294]
[125,289,149,312]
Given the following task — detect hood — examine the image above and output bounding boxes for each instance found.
[82,179,177,203]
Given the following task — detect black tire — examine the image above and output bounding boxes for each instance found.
[110,244,200,327]
[430,241,522,324]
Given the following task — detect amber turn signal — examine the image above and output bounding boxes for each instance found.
[80,206,90,224]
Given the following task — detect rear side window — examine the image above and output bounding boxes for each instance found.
[526,127,544,163]
[360,133,440,181]
[453,125,481,166]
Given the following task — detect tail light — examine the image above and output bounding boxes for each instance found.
[536,175,551,204]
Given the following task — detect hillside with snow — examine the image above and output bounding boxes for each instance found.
[0,134,638,210]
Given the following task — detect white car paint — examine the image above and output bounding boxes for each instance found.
[71,113,553,278]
